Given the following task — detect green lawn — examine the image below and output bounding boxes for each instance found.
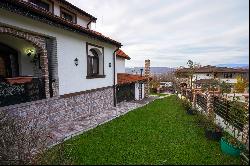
[39,95,241,165]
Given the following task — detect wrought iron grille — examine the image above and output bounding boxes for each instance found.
[196,94,207,112]
[116,83,135,103]
[0,78,45,107]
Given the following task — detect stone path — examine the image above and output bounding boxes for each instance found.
[48,96,158,147]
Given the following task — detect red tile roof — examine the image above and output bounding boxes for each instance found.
[117,73,149,85]
[54,0,97,21]
[176,65,249,74]
[116,49,131,60]
[4,0,121,46]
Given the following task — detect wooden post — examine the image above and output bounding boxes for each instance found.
[242,122,249,145]
[207,92,214,117]
[144,60,150,98]
[192,90,197,108]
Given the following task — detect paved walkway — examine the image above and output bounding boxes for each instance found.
[48,96,159,147]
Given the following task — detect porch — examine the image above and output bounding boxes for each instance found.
[0,26,58,107]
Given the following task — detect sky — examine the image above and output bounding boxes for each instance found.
[68,0,249,68]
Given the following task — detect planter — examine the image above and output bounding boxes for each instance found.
[5,76,34,85]
[205,128,223,141]
[220,137,241,156]
[187,108,196,115]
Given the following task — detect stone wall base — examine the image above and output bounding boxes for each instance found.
[1,86,114,131]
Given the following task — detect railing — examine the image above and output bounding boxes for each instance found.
[213,96,247,131]
[0,78,45,107]
[116,83,135,103]
[196,94,207,112]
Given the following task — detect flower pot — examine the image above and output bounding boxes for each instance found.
[205,128,223,141]
[187,108,196,115]
[220,137,241,156]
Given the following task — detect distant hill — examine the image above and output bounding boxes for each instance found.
[216,64,249,69]
[126,67,175,75]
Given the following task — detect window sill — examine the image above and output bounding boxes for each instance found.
[86,75,106,79]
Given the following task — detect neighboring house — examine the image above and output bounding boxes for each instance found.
[0,0,149,130]
[116,49,148,102]
[160,82,173,88]
[175,65,249,89]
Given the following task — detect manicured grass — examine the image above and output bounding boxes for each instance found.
[39,95,241,165]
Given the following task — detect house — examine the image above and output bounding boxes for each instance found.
[0,0,150,130]
[175,65,249,90]
[115,49,149,102]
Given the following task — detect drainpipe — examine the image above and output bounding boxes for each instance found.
[113,47,120,107]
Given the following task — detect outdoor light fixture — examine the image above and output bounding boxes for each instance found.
[26,48,35,57]
[74,58,79,66]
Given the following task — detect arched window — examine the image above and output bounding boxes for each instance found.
[87,49,99,76]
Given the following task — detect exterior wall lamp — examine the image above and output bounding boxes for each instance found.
[74,58,79,66]
[26,48,35,57]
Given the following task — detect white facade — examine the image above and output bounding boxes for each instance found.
[0,8,117,95]
[116,57,125,73]
[135,83,144,100]
[192,73,213,81]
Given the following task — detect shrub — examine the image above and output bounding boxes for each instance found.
[181,99,192,110]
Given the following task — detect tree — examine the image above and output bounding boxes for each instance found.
[186,60,200,90]
[234,76,247,93]
[219,81,231,95]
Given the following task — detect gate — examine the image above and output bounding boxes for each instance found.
[116,83,135,103]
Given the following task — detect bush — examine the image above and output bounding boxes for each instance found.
[181,99,192,110]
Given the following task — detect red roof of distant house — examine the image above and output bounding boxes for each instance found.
[176,65,249,74]
[117,73,149,85]
[116,50,131,60]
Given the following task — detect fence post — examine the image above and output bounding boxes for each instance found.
[242,122,249,146]
[207,92,214,117]
[192,90,197,108]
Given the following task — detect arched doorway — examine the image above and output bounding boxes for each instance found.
[0,43,19,78]
[0,26,52,106]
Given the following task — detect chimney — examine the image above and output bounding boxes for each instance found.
[144,59,151,98]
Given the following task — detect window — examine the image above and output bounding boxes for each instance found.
[86,43,105,79]
[224,73,233,78]
[87,49,99,76]
[30,0,50,11]
[60,7,76,23]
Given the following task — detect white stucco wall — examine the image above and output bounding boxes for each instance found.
[135,83,144,100]
[53,1,61,16]
[116,57,125,73]
[192,73,213,81]
[0,9,117,95]
[77,14,90,28]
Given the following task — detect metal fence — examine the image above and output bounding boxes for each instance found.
[213,96,247,131]
[0,78,45,107]
[116,83,135,103]
[196,94,207,112]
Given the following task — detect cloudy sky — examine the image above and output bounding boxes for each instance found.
[68,0,249,68]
